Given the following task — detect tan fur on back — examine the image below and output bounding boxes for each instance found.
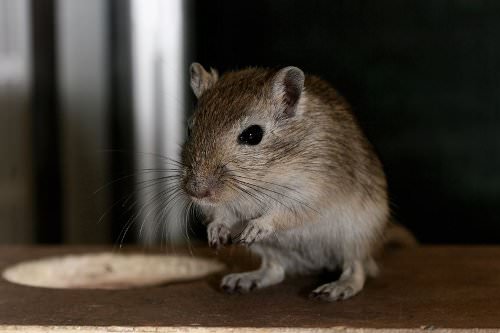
[182,64,391,300]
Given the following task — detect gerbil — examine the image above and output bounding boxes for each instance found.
[180,63,391,301]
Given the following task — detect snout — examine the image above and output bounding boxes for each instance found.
[184,174,220,200]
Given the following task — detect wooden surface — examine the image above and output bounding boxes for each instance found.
[0,245,499,332]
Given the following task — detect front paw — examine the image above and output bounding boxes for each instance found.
[237,220,274,245]
[207,223,231,248]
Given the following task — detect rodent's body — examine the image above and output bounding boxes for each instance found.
[181,64,389,300]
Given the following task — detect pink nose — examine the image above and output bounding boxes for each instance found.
[185,177,216,199]
[187,187,212,199]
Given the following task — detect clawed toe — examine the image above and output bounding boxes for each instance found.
[207,223,231,249]
[220,273,262,294]
[310,281,359,301]
[237,222,273,245]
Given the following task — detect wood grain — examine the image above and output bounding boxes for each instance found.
[0,245,499,331]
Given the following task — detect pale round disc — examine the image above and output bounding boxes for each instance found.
[2,253,225,290]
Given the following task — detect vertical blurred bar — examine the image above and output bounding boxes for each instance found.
[130,0,188,244]
[108,0,136,244]
[56,0,111,243]
[31,0,63,243]
[0,0,34,242]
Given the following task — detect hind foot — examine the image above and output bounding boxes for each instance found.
[221,264,285,294]
[310,260,366,301]
[311,280,361,301]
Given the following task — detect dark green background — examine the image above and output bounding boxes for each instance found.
[193,0,500,243]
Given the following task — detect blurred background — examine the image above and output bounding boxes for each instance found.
[1,0,499,245]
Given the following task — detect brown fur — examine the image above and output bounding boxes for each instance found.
[181,63,391,301]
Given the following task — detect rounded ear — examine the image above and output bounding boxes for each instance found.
[271,66,305,118]
[190,62,219,98]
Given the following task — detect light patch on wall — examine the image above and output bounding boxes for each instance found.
[130,0,187,245]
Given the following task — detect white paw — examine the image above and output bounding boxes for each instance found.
[220,272,263,294]
[207,223,231,248]
[310,280,361,301]
[237,220,273,245]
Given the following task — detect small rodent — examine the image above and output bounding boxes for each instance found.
[181,63,395,301]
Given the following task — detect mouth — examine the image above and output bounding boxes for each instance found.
[190,195,220,207]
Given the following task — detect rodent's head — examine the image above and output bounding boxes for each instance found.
[181,63,306,208]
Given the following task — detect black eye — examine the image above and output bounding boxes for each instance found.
[238,125,264,145]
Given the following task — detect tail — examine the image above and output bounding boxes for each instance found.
[384,222,418,248]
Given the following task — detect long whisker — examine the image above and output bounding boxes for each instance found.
[234,174,304,197]
[134,186,184,244]
[117,216,136,249]
[94,169,183,194]
[95,173,182,226]
[156,189,188,248]
[98,175,181,225]
[183,201,195,256]
[233,176,318,214]
[231,178,297,215]
[226,181,267,213]
[116,185,182,248]
[142,187,182,223]
[99,149,187,167]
